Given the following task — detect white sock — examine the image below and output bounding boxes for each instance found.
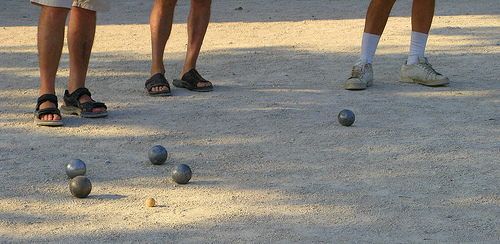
[359,32,380,64]
[407,31,428,65]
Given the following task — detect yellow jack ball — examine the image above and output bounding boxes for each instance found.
[146,197,156,207]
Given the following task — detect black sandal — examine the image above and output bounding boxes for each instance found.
[145,73,171,96]
[60,88,108,118]
[173,69,213,92]
[34,94,63,126]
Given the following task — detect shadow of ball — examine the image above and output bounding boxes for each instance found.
[70,176,92,198]
[66,159,86,179]
[148,145,168,165]
[338,109,355,126]
[171,164,192,184]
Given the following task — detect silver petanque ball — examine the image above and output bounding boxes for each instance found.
[338,109,355,126]
[69,176,92,198]
[148,145,168,165]
[66,159,86,179]
[171,164,192,184]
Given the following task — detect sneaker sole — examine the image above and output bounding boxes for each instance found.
[345,85,366,90]
[399,76,450,87]
[345,80,372,90]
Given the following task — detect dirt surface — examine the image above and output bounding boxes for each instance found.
[0,0,499,242]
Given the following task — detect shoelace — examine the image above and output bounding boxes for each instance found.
[350,65,363,78]
[418,61,442,76]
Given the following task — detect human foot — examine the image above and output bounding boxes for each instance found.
[145,73,171,96]
[399,57,450,86]
[173,69,213,92]
[34,94,63,126]
[60,88,107,118]
[345,59,373,90]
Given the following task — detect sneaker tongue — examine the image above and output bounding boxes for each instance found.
[354,59,367,66]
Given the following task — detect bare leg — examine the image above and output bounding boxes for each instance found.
[66,7,105,113]
[149,0,177,92]
[405,0,435,64]
[180,0,212,87]
[37,6,69,121]
[411,0,434,34]
[364,0,397,35]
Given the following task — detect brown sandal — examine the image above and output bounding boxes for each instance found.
[173,69,213,92]
[145,73,171,96]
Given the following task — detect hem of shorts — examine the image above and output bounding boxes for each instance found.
[30,0,72,9]
[73,2,110,12]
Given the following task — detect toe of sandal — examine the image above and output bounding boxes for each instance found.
[34,94,63,126]
[145,73,172,96]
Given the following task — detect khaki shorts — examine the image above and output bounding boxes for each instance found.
[31,0,110,12]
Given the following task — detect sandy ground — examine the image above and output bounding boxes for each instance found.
[1,0,499,242]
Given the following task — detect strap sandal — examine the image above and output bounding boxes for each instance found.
[34,94,63,126]
[145,73,172,96]
[60,88,108,118]
[173,69,213,92]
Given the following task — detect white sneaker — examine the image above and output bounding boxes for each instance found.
[345,59,373,90]
[399,57,450,86]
